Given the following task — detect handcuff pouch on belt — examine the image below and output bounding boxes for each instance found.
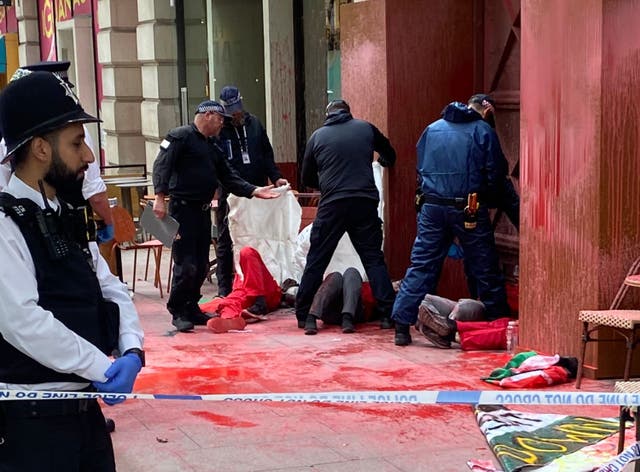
[464,192,479,230]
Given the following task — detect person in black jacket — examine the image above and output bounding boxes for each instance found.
[216,85,289,297]
[296,99,397,335]
[152,100,279,332]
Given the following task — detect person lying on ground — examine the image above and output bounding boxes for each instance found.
[199,246,282,333]
[415,294,513,350]
[303,267,377,335]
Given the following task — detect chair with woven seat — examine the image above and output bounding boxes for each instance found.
[576,256,640,388]
[613,381,640,463]
[110,206,166,298]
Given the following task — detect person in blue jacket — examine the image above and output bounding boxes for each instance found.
[392,94,512,346]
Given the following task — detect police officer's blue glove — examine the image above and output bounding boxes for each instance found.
[96,224,115,244]
[93,353,142,406]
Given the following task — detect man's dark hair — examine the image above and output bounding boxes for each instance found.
[11,130,61,171]
[326,99,350,116]
[468,94,495,108]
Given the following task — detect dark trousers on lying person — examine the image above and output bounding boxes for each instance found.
[167,199,212,319]
[295,197,396,325]
[0,398,114,472]
[214,195,234,297]
[309,268,364,325]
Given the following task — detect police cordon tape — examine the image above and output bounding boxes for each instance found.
[1,389,639,406]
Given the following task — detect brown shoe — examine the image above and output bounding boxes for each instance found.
[415,322,451,349]
[418,301,456,337]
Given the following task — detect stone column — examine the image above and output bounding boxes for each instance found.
[97,0,144,167]
[15,0,40,65]
[262,0,296,169]
[137,0,179,173]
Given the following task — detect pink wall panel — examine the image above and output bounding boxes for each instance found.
[342,0,475,279]
[521,0,640,376]
[520,0,603,357]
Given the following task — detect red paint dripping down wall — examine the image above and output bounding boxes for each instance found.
[520,0,640,377]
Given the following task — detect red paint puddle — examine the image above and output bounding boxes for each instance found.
[301,402,469,421]
[189,410,257,428]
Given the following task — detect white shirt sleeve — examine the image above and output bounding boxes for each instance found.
[81,131,107,200]
[0,214,112,382]
[90,242,144,354]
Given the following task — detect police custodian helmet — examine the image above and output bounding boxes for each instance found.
[0,71,99,162]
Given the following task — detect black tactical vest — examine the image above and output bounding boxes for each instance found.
[0,192,119,384]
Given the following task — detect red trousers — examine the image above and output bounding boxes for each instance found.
[200,247,282,319]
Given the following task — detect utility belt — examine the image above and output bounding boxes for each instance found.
[424,193,482,229]
[173,199,211,211]
[423,195,470,210]
[1,397,97,419]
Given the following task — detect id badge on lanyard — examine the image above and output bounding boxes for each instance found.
[236,126,251,164]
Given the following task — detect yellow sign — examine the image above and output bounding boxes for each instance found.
[41,0,54,38]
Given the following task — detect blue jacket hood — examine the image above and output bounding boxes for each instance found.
[441,102,483,124]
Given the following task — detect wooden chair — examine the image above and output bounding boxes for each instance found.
[576,256,640,388]
[614,381,640,466]
[110,206,166,298]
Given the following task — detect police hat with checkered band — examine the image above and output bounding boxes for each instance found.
[0,71,99,162]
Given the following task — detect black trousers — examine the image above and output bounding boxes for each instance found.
[0,399,114,472]
[214,196,234,297]
[167,199,212,318]
[296,198,395,323]
[309,268,364,324]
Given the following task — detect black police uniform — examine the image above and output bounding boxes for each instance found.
[296,110,397,327]
[152,123,255,322]
[215,113,283,296]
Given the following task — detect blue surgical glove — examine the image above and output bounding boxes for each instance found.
[96,224,115,244]
[93,353,142,406]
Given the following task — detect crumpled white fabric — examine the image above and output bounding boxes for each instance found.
[292,224,368,282]
[228,186,301,285]
[227,163,385,285]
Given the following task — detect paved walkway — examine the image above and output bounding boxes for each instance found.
[106,250,620,471]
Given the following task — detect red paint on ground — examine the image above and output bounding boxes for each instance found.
[189,410,257,428]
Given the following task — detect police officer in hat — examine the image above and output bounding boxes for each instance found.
[152,99,281,333]
[216,85,288,298]
[0,71,144,471]
[0,61,115,245]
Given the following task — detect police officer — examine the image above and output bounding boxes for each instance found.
[216,85,288,297]
[296,99,397,335]
[0,61,115,244]
[391,93,512,346]
[0,72,144,471]
[152,100,280,332]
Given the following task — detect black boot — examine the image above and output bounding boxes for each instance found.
[341,314,355,334]
[380,317,394,329]
[304,314,318,335]
[172,316,194,332]
[246,295,267,316]
[394,323,412,346]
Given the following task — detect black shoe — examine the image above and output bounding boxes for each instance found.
[304,315,318,335]
[380,317,394,329]
[297,319,305,329]
[246,296,267,316]
[394,323,412,346]
[187,311,214,326]
[341,314,355,334]
[172,317,194,332]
